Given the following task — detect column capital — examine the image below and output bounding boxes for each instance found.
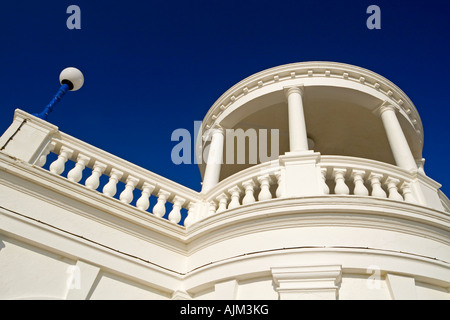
[373,101,397,118]
[202,125,225,141]
[284,85,305,98]
[211,124,225,135]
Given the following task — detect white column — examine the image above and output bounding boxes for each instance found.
[378,104,417,171]
[201,127,225,193]
[285,86,309,152]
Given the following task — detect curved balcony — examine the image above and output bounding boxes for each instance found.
[193,153,446,226]
[4,109,443,231]
[197,62,425,194]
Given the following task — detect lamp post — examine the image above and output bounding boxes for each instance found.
[34,67,84,120]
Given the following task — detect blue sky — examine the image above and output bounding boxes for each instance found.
[0,0,449,195]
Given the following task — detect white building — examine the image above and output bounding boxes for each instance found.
[0,61,449,300]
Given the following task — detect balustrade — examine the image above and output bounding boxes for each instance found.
[320,157,418,204]
[34,134,421,229]
[37,136,199,227]
[195,163,282,225]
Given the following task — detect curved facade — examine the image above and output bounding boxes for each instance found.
[0,62,449,300]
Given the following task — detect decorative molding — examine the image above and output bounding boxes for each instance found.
[283,85,305,98]
[201,62,423,139]
[271,265,342,300]
[386,273,417,300]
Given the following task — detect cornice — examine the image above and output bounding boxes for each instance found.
[0,152,189,253]
[4,200,449,295]
[184,196,450,253]
[183,246,450,294]
[201,61,423,141]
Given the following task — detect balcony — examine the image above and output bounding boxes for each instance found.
[1,105,449,300]
[1,109,447,233]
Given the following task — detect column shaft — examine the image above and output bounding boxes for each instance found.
[379,105,416,171]
[286,86,309,152]
[201,128,224,193]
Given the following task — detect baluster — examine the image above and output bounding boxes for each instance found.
[257,174,273,201]
[183,202,197,228]
[216,193,229,213]
[400,182,417,204]
[274,171,285,198]
[136,182,155,211]
[242,180,256,205]
[208,201,217,216]
[119,176,139,204]
[320,168,330,195]
[35,141,55,167]
[386,177,404,201]
[168,196,186,224]
[67,154,90,183]
[49,146,73,175]
[417,158,425,175]
[227,186,241,209]
[333,168,349,195]
[152,190,170,218]
[351,169,369,196]
[368,173,387,198]
[85,161,107,190]
[102,169,123,197]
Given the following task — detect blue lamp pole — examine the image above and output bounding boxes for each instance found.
[34,83,70,120]
[33,67,84,121]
